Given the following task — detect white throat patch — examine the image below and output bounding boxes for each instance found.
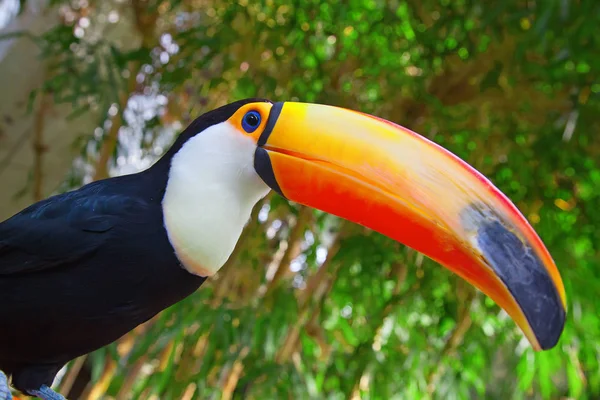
[162,121,270,277]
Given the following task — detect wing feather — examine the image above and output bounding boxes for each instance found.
[0,186,151,275]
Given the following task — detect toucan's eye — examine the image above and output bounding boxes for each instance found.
[242,110,261,133]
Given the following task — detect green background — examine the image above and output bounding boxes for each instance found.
[0,0,598,399]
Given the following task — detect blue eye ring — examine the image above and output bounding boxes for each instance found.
[242,110,262,133]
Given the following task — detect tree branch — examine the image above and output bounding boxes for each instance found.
[344,260,412,399]
[92,0,159,182]
[275,221,350,365]
[426,281,476,394]
[92,63,136,181]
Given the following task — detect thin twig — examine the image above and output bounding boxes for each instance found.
[57,356,87,396]
[264,205,312,295]
[0,127,32,177]
[32,91,49,201]
[82,355,117,400]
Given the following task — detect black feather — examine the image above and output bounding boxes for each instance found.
[0,98,268,393]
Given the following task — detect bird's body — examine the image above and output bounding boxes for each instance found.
[0,99,270,397]
[0,98,565,399]
[0,170,204,391]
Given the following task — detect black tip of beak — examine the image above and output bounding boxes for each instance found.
[475,216,566,350]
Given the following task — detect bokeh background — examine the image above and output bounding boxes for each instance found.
[0,0,598,399]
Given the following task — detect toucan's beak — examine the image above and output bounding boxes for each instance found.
[254,102,566,351]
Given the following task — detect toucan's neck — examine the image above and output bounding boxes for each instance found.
[159,121,270,277]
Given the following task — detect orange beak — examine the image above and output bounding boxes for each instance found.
[254,102,566,351]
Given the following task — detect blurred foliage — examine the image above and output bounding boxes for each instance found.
[4,0,600,398]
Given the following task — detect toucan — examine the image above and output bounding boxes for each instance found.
[0,98,566,399]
